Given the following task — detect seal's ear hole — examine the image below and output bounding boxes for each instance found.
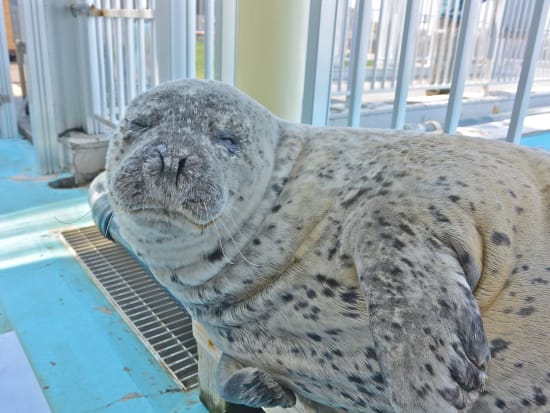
[215,130,241,155]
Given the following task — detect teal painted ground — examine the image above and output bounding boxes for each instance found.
[521,130,550,150]
[0,138,207,413]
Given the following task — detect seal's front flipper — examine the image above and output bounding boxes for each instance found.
[353,223,490,412]
[216,353,296,408]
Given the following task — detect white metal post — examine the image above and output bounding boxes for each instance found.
[186,0,196,78]
[444,0,482,134]
[506,0,550,144]
[204,0,215,80]
[0,0,17,138]
[214,0,236,84]
[391,0,421,130]
[347,0,372,127]
[155,0,190,82]
[301,0,338,126]
[19,0,60,173]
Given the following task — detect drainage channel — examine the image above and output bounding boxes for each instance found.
[61,226,199,390]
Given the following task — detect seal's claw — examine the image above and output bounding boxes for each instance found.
[218,367,296,408]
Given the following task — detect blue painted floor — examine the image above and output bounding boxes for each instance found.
[521,130,550,150]
[0,138,208,413]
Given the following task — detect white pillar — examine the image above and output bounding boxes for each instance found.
[0,0,17,138]
[235,0,310,122]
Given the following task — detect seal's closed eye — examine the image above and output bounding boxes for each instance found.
[127,118,151,131]
[215,130,241,155]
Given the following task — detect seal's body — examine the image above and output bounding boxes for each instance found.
[106,79,550,412]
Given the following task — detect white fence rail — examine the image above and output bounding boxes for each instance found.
[75,0,550,141]
[330,0,550,95]
[76,0,157,129]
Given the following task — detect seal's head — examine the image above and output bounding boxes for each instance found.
[106,79,278,240]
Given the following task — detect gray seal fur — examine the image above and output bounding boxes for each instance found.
[106,79,550,412]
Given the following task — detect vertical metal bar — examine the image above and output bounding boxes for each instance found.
[381,0,396,89]
[390,0,404,88]
[301,0,338,125]
[491,0,508,82]
[506,0,524,82]
[507,0,550,143]
[77,0,102,133]
[104,0,116,123]
[444,0,482,134]
[426,0,439,86]
[94,0,108,120]
[370,0,385,89]
[164,0,188,79]
[124,0,136,100]
[19,0,59,172]
[214,0,236,84]
[137,0,147,91]
[444,0,462,83]
[336,0,350,92]
[204,0,215,79]
[416,0,432,86]
[0,0,17,137]
[186,0,196,78]
[347,0,372,127]
[114,0,126,119]
[151,0,159,86]
[391,0,421,129]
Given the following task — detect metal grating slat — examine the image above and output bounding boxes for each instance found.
[60,226,199,390]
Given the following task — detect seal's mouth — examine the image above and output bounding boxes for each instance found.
[125,203,224,229]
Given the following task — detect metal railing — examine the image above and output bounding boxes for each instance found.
[75,0,157,129]
[304,0,550,142]
[75,0,550,142]
[330,0,550,95]
[75,0,235,130]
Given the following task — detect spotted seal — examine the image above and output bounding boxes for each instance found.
[105,79,550,412]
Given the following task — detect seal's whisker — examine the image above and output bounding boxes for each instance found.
[219,217,262,267]
[54,208,92,224]
[228,187,250,202]
[203,201,234,265]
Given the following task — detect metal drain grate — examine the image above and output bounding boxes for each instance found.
[61,226,199,390]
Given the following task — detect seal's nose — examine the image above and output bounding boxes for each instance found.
[154,144,190,185]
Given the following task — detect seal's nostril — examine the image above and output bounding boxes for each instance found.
[156,150,165,174]
[176,157,188,185]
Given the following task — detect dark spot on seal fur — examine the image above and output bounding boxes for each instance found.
[398,223,415,236]
[371,373,384,384]
[340,289,359,304]
[307,333,322,342]
[347,375,364,384]
[271,204,281,213]
[307,289,317,299]
[281,292,293,302]
[490,338,510,356]
[322,288,335,298]
[491,231,511,246]
[207,247,224,262]
[449,195,461,203]
[517,306,536,316]
[495,399,506,408]
[515,206,524,215]
[425,363,435,376]
[533,387,547,406]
